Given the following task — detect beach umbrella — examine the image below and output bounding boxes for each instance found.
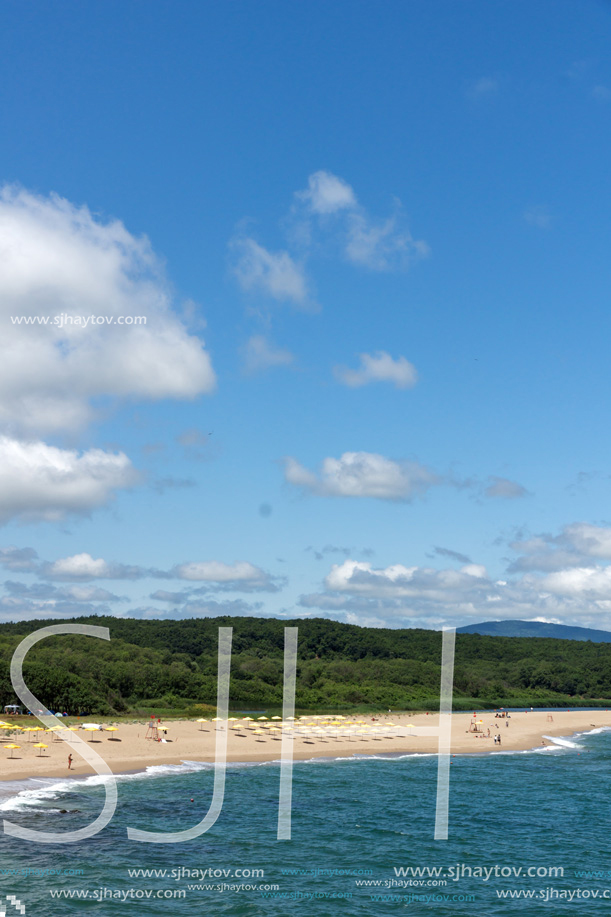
[105,726,118,732]
[286,716,296,721]
[4,744,20,758]
[83,727,100,742]
[33,743,48,756]
[242,716,253,721]
[257,716,268,721]
[228,717,239,722]
[271,716,282,720]
[212,717,224,722]
[197,718,208,731]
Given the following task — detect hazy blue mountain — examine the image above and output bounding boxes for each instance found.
[457,620,611,643]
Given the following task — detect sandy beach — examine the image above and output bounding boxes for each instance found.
[0,709,609,782]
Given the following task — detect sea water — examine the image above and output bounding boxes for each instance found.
[0,729,610,915]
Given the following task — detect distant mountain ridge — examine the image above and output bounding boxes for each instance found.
[457,620,611,643]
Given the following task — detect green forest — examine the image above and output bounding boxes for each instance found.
[1,615,611,715]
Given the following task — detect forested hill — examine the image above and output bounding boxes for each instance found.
[1,615,611,715]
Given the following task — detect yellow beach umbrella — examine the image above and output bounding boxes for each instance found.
[228,717,239,721]
[4,744,20,758]
[257,716,268,721]
[242,716,253,721]
[212,717,224,722]
[33,743,48,756]
[271,716,282,720]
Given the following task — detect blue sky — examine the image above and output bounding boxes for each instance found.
[1,1,611,629]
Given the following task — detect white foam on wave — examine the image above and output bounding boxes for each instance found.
[542,734,583,749]
[574,725,611,737]
[0,758,286,813]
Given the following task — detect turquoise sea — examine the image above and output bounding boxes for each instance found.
[0,728,610,915]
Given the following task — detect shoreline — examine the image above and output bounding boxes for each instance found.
[1,709,610,784]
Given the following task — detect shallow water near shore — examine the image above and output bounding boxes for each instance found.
[0,730,610,915]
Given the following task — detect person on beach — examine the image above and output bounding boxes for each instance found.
[498,735,501,746]
[68,754,73,770]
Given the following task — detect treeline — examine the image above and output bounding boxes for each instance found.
[1,615,611,714]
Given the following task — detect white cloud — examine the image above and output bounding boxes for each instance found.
[344,212,430,271]
[300,552,611,630]
[296,170,357,214]
[325,559,489,599]
[242,335,294,374]
[509,523,611,572]
[0,185,216,435]
[175,560,268,584]
[536,566,611,599]
[284,451,439,501]
[231,237,309,306]
[0,437,137,524]
[484,476,529,499]
[334,351,417,389]
[0,546,39,571]
[48,553,112,579]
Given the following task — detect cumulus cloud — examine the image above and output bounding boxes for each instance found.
[334,351,418,389]
[4,580,122,603]
[284,451,439,501]
[0,437,138,524]
[484,476,529,499]
[324,559,489,598]
[0,185,216,436]
[535,566,611,599]
[174,560,281,592]
[0,595,116,623]
[242,335,294,374]
[232,172,428,309]
[295,170,429,272]
[231,237,310,306]
[0,546,39,572]
[344,212,429,271]
[24,549,283,592]
[299,551,611,630]
[296,170,357,214]
[508,523,611,573]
